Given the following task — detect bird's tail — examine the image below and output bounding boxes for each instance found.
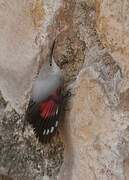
[49,38,56,66]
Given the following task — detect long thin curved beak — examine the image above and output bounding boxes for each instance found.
[49,38,56,66]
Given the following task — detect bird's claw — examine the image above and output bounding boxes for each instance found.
[64,90,71,98]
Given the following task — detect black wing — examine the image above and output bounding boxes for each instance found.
[23,88,63,144]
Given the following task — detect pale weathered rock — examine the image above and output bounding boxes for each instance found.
[0,0,129,179]
[61,50,128,180]
[0,0,38,113]
[58,1,129,180]
[0,0,62,113]
[95,0,129,67]
[95,0,129,103]
[0,0,64,179]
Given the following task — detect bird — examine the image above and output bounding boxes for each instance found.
[23,38,64,144]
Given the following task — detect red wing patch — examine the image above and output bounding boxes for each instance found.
[37,98,61,143]
[24,86,63,144]
[40,100,58,119]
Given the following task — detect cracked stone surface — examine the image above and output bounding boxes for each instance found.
[0,0,129,180]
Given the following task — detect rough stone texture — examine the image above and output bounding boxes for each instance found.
[0,0,62,113]
[58,0,129,180]
[60,51,129,180]
[0,0,38,113]
[0,0,129,180]
[95,0,129,106]
[0,105,64,180]
[95,0,129,70]
[0,0,64,179]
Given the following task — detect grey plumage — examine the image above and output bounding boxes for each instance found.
[32,40,64,103]
[23,38,64,144]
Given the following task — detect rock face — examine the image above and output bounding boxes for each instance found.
[60,49,129,179]
[0,0,61,113]
[96,0,129,67]
[58,0,129,180]
[0,0,38,113]
[0,0,129,180]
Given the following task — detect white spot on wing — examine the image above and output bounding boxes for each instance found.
[51,126,54,133]
[56,108,58,115]
[46,129,49,135]
[43,129,46,135]
[55,121,58,127]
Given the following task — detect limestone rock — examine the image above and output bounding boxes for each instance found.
[0,0,129,179]
[58,1,129,180]
[0,0,62,113]
[60,47,129,180]
[95,0,129,67]
[95,0,129,102]
[0,0,38,113]
[0,0,64,179]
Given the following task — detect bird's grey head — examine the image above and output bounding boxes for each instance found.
[32,38,64,103]
[32,73,63,103]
